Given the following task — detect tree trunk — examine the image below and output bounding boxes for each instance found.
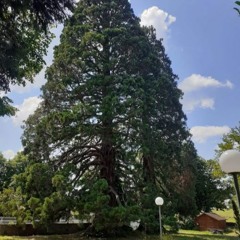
[100,143,119,207]
[143,155,156,184]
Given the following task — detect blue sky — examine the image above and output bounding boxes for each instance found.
[1,0,240,160]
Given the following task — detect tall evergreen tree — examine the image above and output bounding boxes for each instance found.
[23,0,151,231]
[22,0,197,233]
[134,26,197,231]
[139,26,190,186]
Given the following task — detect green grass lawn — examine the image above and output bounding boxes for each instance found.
[0,230,237,240]
[171,229,238,239]
[212,208,235,223]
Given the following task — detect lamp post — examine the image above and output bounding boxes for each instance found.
[155,197,164,239]
[219,149,240,208]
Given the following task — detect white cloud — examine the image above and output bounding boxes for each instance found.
[12,97,42,126]
[10,69,46,94]
[140,6,176,41]
[3,150,16,160]
[179,74,233,93]
[183,98,214,112]
[190,126,231,143]
[200,98,215,109]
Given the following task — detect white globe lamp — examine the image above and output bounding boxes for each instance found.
[219,149,240,208]
[155,197,164,206]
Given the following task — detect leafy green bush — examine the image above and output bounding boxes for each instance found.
[164,215,179,233]
[178,216,196,230]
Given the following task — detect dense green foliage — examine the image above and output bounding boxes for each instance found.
[217,123,240,154]
[0,0,74,116]
[0,0,231,236]
[195,158,232,212]
[20,0,196,234]
[0,153,75,227]
[0,152,28,191]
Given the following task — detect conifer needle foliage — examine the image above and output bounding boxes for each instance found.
[21,0,197,234]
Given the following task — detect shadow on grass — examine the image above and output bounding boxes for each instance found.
[13,233,238,240]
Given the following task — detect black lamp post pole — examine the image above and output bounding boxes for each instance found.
[232,173,240,208]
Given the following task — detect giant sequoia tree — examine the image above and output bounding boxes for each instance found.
[22,0,197,233]
[131,26,197,231]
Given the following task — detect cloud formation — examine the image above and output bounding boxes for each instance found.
[183,98,214,112]
[179,74,233,112]
[190,125,231,143]
[12,97,42,126]
[179,74,233,93]
[10,69,46,94]
[140,6,176,41]
[3,149,15,160]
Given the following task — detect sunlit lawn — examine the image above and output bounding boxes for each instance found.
[0,230,237,240]
[171,229,238,239]
[212,208,235,223]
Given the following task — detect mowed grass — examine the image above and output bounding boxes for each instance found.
[212,208,235,223]
[0,230,237,240]
[172,229,238,239]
